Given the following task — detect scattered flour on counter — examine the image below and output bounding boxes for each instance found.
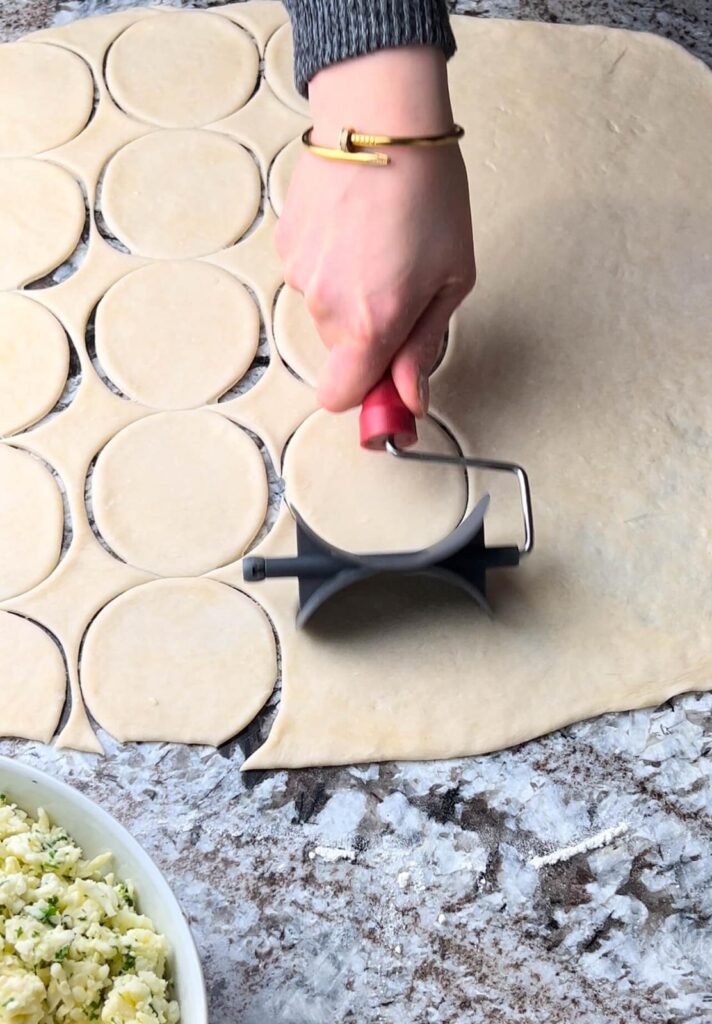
[529,822,630,869]
[310,845,357,863]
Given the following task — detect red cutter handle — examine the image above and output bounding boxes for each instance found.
[359,373,418,451]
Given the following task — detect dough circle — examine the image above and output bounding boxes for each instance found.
[92,411,267,576]
[101,130,260,259]
[0,160,85,289]
[0,612,65,742]
[284,410,468,554]
[81,578,276,745]
[95,262,260,408]
[105,12,258,128]
[273,284,326,386]
[263,23,309,117]
[0,294,69,436]
[0,445,64,601]
[268,136,301,217]
[0,42,94,157]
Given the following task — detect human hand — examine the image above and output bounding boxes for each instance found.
[274,45,476,416]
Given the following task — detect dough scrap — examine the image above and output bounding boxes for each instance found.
[105,11,258,128]
[0,294,69,437]
[81,578,276,745]
[94,261,260,408]
[0,445,63,602]
[0,160,85,289]
[284,409,468,553]
[273,284,326,386]
[92,410,268,576]
[243,18,712,769]
[0,611,66,742]
[0,42,94,157]
[100,129,260,258]
[263,23,309,117]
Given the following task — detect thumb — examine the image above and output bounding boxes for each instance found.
[390,290,459,416]
[315,339,395,413]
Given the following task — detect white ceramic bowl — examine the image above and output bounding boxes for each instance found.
[0,755,207,1024]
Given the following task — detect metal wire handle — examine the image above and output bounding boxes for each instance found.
[385,439,535,556]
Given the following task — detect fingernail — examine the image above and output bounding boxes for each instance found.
[418,375,430,414]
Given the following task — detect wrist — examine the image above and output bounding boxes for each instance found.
[308,46,455,148]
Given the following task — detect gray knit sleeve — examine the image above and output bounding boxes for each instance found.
[282,1,457,96]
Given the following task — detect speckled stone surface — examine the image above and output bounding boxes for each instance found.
[1,3,711,1023]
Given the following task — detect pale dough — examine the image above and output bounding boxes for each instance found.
[0,42,94,157]
[92,410,268,577]
[0,5,709,763]
[0,3,310,753]
[80,578,276,745]
[284,409,467,553]
[263,22,309,117]
[272,283,327,386]
[0,160,85,289]
[0,611,65,742]
[100,129,261,258]
[105,11,258,128]
[0,445,63,602]
[94,261,260,408]
[268,136,301,217]
[0,294,69,437]
[241,18,712,768]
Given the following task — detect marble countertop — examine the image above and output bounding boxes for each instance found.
[1,3,711,1023]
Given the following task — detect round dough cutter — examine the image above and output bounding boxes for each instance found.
[244,374,534,627]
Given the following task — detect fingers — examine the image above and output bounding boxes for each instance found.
[390,287,463,416]
[313,290,425,413]
[316,342,391,412]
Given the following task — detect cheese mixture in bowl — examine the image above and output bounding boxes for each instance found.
[0,794,179,1024]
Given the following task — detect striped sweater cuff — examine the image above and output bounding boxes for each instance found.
[283,0,457,96]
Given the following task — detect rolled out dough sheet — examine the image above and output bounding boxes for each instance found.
[0,4,709,762]
[241,17,712,769]
[0,2,312,752]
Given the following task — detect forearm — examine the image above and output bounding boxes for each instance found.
[282,0,456,96]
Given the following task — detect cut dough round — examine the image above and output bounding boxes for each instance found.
[0,294,69,436]
[268,136,301,217]
[0,612,65,742]
[0,445,64,601]
[81,578,276,745]
[92,411,267,576]
[105,12,258,128]
[0,160,85,289]
[263,23,309,117]
[284,409,467,553]
[273,284,326,386]
[101,130,260,259]
[95,262,260,408]
[0,42,93,157]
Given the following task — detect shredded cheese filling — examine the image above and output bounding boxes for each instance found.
[0,794,180,1024]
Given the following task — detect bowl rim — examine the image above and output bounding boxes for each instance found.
[0,753,208,1023]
